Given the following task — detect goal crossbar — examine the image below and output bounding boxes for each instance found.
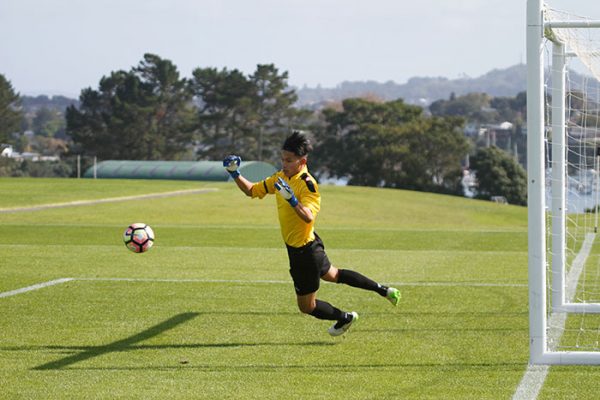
[545,21,600,29]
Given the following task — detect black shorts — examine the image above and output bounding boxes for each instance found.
[286,233,331,296]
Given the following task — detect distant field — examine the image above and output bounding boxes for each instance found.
[0,177,596,399]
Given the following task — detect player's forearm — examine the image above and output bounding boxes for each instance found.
[234,175,253,197]
[293,203,314,224]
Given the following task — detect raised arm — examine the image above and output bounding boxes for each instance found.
[223,155,253,197]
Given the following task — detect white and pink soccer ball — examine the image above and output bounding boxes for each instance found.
[123,223,155,253]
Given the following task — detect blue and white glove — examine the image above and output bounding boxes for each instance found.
[274,177,298,207]
[223,155,241,179]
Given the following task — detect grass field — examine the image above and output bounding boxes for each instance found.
[0,177,598,399]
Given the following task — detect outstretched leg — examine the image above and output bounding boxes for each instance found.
[322,266,401,306]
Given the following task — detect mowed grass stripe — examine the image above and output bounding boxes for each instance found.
[0,242,526,256]
[0,224,527,251]
[0,221,528,233]
[0,278,526,305]
[1,240,527,293]
[0,179,527,232]
[76,277,529,287]
[0,177,210,208]
[0,246,527,293]
[0,188,217,213]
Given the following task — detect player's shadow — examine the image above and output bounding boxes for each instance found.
[32,312,200,370]
[29,312,334,370]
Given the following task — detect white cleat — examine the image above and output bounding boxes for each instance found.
[328,312,359,337]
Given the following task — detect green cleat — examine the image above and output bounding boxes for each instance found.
[386,287,401,306]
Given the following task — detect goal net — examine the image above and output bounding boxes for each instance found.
[530,3,600,363]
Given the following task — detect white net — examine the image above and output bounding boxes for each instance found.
[545,6,600,352]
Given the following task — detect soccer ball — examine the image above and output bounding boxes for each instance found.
[123,223,155,253]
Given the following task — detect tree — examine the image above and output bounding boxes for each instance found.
[401,116,470,193]
[490,91,527,122]
[429,92,498,124]
[470,146,527,205]
[0,74,22,143]
[32,107,66,137]
[134,54,196,159]
[189,63,301,163]
[66,54,194,160]
[189,67,255,159]
[314,98,422,176]
[248,64,298,162]
[314,98,469,194]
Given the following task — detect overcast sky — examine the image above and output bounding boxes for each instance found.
[1,0,600,97]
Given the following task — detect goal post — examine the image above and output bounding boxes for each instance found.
[527,0,600,365]
[550,40,566,313]
[526,0,547,365]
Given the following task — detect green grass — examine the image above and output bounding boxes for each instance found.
[0,177,210,209]
[0,177,596,399]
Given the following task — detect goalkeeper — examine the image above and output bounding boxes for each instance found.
[223,130,401,336]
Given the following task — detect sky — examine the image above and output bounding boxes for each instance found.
[1,0,600,98]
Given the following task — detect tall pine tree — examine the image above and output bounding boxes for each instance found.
[66,54,194,160]
[0,74,22,144]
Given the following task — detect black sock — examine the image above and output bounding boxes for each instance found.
[309,299,346,321]
[337,269,388,297]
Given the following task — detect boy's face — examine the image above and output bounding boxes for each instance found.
[281,150,306,178]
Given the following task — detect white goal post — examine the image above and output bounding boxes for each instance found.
[527,0,600,365]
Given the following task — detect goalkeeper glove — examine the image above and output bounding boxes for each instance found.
[222,155,241,178]
[274,177,298,207]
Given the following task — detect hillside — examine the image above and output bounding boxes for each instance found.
[295,64,527,107]
[23,63,599,112]
[21,94,79,112]
[19,64,529,112]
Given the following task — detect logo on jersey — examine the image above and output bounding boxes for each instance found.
[300,173,316,193]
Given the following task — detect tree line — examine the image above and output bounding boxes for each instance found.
[0,53,528,203]
[66,54,305,163]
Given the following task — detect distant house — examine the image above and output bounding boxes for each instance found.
[1,144,13,157]
[0,145,59,162]
[477,121,515,149]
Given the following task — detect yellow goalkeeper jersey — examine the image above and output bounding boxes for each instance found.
[251,165,320,248]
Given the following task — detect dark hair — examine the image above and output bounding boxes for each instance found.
[282,130,313,157]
